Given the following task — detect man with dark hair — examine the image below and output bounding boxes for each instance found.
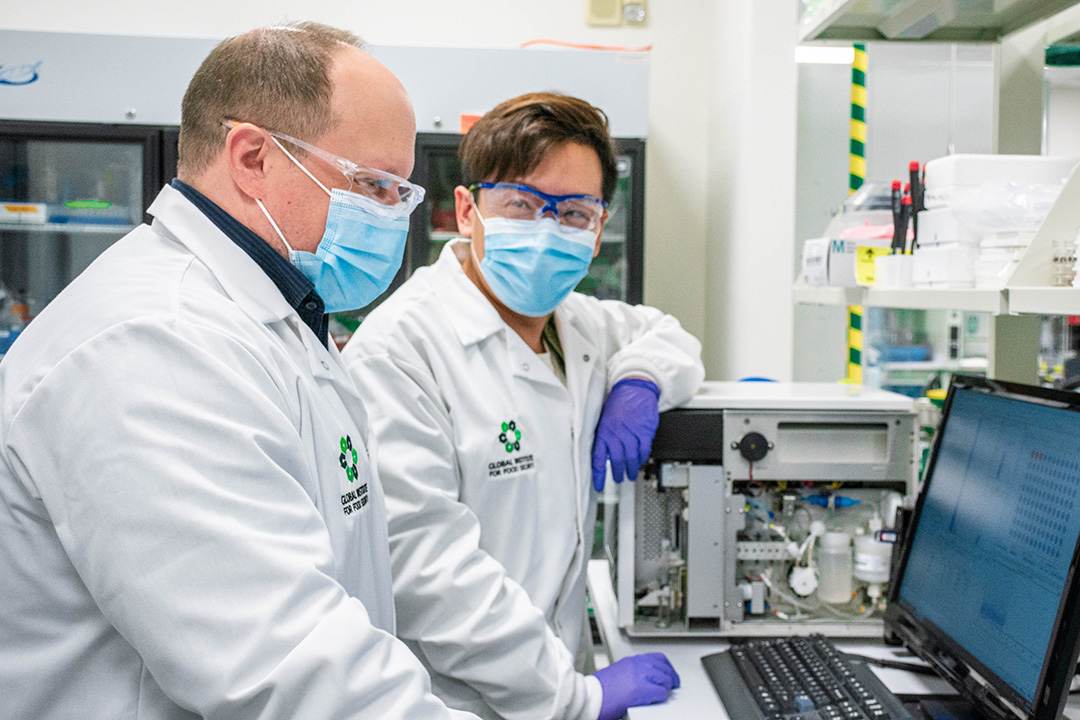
[343,92,704,720]
[0,22,477,719]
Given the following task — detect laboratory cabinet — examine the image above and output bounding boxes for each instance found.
[0,120,178,327]
[0,121,648,349]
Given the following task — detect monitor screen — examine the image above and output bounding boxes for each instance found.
[896,387,1080,705]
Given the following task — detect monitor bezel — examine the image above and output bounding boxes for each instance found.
[884,375,1080,720]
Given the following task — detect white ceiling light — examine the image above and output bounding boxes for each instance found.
[794,46,856,65]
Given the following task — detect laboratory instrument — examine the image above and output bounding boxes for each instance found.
[605,381,917,638]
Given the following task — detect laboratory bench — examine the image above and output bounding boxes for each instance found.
[586,560,1080,720]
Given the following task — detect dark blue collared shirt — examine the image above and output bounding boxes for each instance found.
[171,179,328,345]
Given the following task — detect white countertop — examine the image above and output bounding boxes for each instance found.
[586,560,1080,720]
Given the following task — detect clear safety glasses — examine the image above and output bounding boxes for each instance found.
[470,182,608,232]
[222,120,426,217]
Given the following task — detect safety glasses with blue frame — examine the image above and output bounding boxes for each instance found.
[469,182,608,232]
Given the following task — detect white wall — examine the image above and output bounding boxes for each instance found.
[706,1,798,381]
[0,0,804,380]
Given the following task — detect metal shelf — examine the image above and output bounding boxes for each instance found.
[794,284,1008,313]
[879,357,988,372]
[0,221,136,235]
[1006,287,1080,315]
[800,0,1080,42]
[864,287,1008,314]
[793,284,864,306]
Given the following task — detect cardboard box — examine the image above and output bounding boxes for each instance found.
[801,237,891,287]
[801,238,829,286]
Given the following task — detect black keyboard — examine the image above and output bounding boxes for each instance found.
[702,635,916,720]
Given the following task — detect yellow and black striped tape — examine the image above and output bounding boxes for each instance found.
[847,305,863,383]
[846,43,866,384]
[849,43,867,195]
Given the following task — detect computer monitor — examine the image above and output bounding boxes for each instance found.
[886,375,1080,720]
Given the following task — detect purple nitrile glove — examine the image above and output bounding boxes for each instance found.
[591,377,660,492]
[594,652,681,720]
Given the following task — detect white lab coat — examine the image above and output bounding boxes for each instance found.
[342,240,704,720]
[0,185,475,720]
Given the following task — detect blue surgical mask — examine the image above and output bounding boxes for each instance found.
[473,213,596,317]
[256,139,409,313]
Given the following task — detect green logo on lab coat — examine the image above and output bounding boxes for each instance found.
[340,434,359,482]
[499,420,522,453]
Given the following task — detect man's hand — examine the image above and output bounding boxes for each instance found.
[591,378,660,492]
[593,653,680,720]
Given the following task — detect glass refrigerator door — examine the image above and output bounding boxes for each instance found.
[407,134,464,277]
[0,122,161,330]
[407,134,646,304]
[576,142,645,305]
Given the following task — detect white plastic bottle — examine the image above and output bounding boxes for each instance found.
[816,532,853,603]
[854,534,891,582]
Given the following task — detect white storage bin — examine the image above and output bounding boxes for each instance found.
[979,230,1036,250]
[975,247,1026,288]
[922,154,1079,209]
[912,245,977,288]
[916,207,978,247]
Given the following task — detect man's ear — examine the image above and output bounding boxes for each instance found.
[225,123,274,200]
[593,210,609,258]
[454,185,476,238]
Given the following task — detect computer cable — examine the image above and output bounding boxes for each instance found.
[842,652,939,676]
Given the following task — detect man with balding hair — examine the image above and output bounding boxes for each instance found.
[0,22,476,720]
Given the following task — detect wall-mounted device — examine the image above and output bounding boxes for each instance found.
[604,381,917,637]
